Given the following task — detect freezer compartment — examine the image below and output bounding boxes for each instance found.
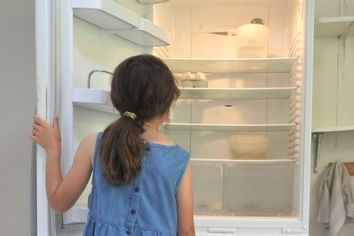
[192,161,295,217]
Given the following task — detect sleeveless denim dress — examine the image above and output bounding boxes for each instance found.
[83,133,190,236]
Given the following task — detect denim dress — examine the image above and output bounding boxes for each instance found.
[83,133,190,236]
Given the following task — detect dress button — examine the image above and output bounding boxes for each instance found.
[134,187,140,192]
[126,230,131,235]
[130,209,136,215]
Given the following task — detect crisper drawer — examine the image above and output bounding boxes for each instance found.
[192,163,223,214]
[192,161,295,217]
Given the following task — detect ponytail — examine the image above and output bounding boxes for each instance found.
[99,54,180,185]
[99,116,144,185]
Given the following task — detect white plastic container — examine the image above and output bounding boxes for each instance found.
[235,18,269,58]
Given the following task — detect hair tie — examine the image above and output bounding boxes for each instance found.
[123,111,137,120]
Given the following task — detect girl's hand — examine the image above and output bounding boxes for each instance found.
[31,115,61,153]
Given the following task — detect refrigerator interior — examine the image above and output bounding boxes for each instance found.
[69,0,306,227]
[153,0,305,218]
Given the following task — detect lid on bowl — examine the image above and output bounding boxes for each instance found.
[250,18,265,25]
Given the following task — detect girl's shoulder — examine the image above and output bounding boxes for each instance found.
[82,132,97,149]
[80,133,98,167]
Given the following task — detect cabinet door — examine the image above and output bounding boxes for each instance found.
[340,0,354,16]
[312,38,338,129]
[314,0,340,18]
[337,36,354,126]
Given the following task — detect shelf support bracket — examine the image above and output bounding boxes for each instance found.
[312,132,323,174]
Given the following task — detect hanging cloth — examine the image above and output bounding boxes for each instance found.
[317,161,354,236]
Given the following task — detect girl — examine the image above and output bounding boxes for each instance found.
[32,54,195,236]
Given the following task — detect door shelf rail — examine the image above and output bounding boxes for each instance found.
[72,0,170,46]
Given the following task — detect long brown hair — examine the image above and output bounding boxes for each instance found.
[99,54,180,185]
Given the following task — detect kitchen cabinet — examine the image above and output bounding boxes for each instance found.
[313,0,354,132]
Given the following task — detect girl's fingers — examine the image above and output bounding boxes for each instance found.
[33,116,46,126]
[53,115,59,129]
[31,134,38,142]
[32,129,38,136]
[32,123,41,131]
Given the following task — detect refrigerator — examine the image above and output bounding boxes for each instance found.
[35,0,314,235]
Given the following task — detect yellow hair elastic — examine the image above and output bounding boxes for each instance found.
[123,111,137,120]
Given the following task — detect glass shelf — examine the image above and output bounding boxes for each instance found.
[72,0,170,46]
[164,123,296,132]
[72,87,295,113]
[164,57,297,73]
[137,0,169,4]
[180,87,296,99]
[191,158,297,164]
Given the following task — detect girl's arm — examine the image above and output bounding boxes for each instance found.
[32,116,95,213]
[176,162,195,236]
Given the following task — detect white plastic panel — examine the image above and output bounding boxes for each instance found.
[72,0,140,29]
[72,88,110,104]
[72,88,117,114]
[115,18,170,46]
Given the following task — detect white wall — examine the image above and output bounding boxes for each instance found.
[154,0,296,58]
[0,0,37,235]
